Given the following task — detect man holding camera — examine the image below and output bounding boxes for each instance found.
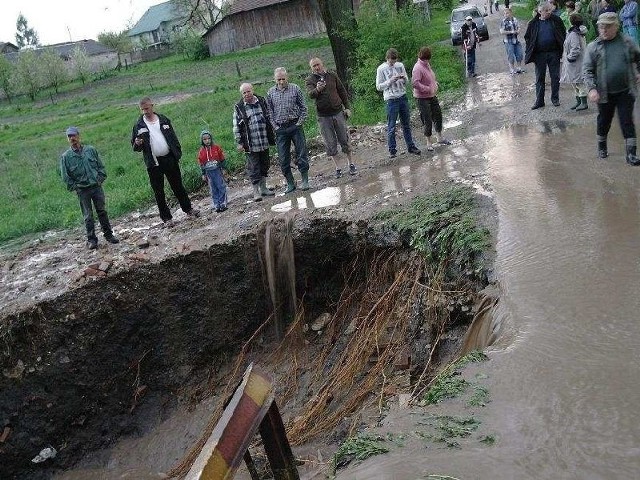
[131,96,198,225]
[306,57,357,178]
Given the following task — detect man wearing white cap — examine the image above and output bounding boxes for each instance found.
[60,127,119,250]
[461,16,480,77]
[583,11,640,165]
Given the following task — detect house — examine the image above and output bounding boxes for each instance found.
[128,0,189,49]
[203,0,326,56]
[0,42,19,54]
[3,39,120,73]
[46,39,121,72]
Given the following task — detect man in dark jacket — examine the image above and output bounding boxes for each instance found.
[60,126,119,249]
[131,96,198,224]
[583,12,640,165]
[233,82,277,201]
[306,57,356,178]
[525,2,567,109]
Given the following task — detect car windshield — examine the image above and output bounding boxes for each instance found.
[452,8,480,21]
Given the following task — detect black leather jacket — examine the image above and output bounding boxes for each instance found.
[131,113,182,168]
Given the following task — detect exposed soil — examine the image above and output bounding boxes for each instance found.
[0,7,600,478]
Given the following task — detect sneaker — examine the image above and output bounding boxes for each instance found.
[517,69,525,74]
[87,239,98,250]
[552,100,560,107]
[389,151,397,159]
[437,139,452,146]
[510,69,516,75]
[105,235,120,244]
[426,145,434,152]
[186,208,200,217]
[162,218,176,228]
[408,146,422,155]
[219,205,228,212]
[349,164,357,175]
[336,169,342,178]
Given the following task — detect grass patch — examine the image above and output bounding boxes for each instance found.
[416,414,482,448]
[333,434,389,472]
[422,351,488,405]
[376,186,490,268]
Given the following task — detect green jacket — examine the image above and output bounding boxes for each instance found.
[60,145,106,191]
[583,33,640,103]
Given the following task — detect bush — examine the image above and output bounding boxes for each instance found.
[171,29,210,61]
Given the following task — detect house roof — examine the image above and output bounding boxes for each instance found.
[47,39,114,58]
[128,0,186,36]
[227,0,290,15]
[0,41,19,52]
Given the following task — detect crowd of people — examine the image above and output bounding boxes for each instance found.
[59,1,640,250]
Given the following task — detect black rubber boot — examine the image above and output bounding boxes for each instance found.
[284,171,296,194]
[575,96,588,111]
[598,140,608,159]
[626,144,640,166]
[570,96,580,110]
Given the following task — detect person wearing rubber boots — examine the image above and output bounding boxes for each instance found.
[583,12,640,165]
[266,67,310,193]
[233,82,277,202]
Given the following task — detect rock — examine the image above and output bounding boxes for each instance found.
[84,267,101,277]
[399,393,412,409]
[31,446,57,463]
[137,239,150,249]
[344,319,357,335]
[3,360,25,379]
[97,261,111,272]
[0,426,11,443]
[311,312,331,331]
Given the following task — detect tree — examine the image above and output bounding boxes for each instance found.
[15,14,40,49]
[0,55,16,101]
[40,49,67,94]
[172,0,226,31]
[71,46,91,85]
[14,49,42,100]
[98,30,133,68]
[316,0,357,94]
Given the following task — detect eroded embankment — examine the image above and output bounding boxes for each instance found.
[1,194,493,479]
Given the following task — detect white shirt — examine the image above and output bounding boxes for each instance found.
[144,117,170,160]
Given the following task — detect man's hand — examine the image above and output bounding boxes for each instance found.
[588,89,599,103]
[316,80,326,91]
[134,137,144,146]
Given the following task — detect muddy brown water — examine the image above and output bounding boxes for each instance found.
[336,122,640,479]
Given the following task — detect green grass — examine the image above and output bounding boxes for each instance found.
[332,434,389,472]
[0,8,461,243]
[422,351,489,405]
[376,186,490,268]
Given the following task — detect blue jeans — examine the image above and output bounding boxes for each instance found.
[385,95,416,154]
[466,49,476,75]
[275,122,309,177]
[623,25,638,45]
[204,163,227,209]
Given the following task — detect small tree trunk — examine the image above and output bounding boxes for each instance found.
[316,0,357,96]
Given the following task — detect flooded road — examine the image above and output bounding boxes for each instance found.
[340,123,640,479]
